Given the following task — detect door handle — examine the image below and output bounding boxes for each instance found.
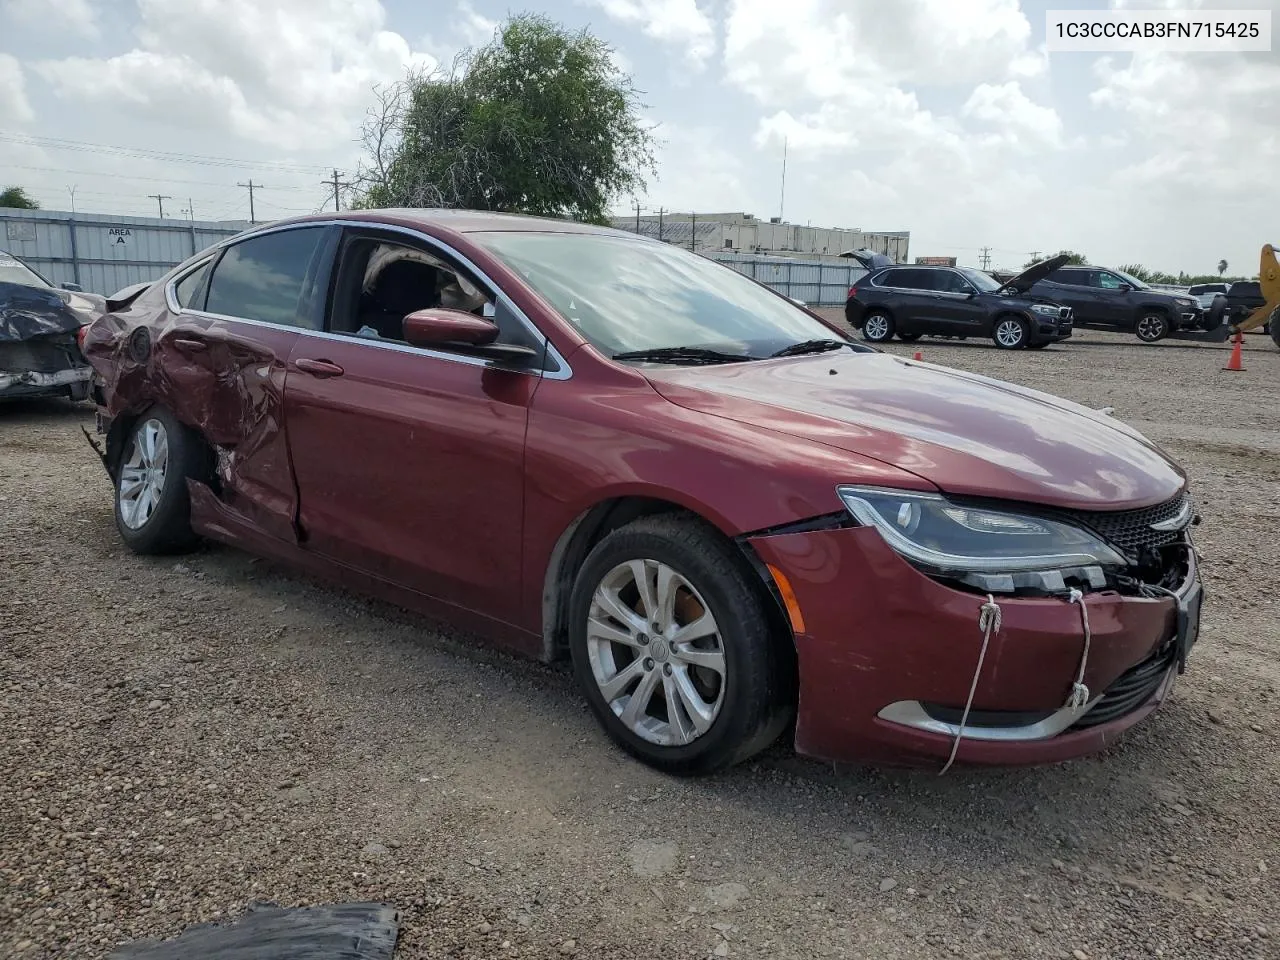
[293,358,345,378]
[173,337,207,352]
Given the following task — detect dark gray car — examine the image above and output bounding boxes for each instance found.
[1027,265,1202,342]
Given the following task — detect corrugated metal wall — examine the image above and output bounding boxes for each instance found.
[2,207,865,305]
[711,252,868,305]
[1,208,248,295]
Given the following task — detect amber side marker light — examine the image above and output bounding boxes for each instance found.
[766,563,807,635]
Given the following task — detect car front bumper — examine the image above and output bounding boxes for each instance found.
[749,524,1198,769]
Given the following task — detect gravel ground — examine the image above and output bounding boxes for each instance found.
[2,327,1278,960]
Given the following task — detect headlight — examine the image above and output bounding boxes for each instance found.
[836,486,1126,575]
[1030,304,1060,316]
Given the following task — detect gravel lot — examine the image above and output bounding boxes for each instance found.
[3,327,1278,960]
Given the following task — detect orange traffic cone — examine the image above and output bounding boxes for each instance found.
[913,351,923,361]
[1224,331,1244,371]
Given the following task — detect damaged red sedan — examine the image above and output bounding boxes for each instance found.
[82,210,1203,775]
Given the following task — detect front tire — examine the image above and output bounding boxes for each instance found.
[992,316,1028,349]
[567,514,791,776]
[1135,311,1170,342]
[861,310,895,343]
[114,407,212,555]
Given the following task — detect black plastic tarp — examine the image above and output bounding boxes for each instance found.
[108,902,400,960]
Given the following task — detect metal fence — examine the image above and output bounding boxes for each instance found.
[708,252,867,305]
[2,207,865,305]
[1,208,247,295]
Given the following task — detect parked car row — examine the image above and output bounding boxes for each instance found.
[846,257,1209,347]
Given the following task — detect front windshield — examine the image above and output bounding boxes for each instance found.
[474,231,850,358]
[1110,268,1150,290]
[957,267,1002,293]
[0,252,50,288]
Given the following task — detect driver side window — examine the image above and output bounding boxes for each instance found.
[1096,271,1127,290]
[329,236,496,344]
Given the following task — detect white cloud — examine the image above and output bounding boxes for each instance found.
[34,0,435,150]
[583,0,717,66]
[0,54,34,125]
[962,80,1063,149]
[0,0,99,38]
[456,0,498,46]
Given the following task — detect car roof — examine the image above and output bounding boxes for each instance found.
[250,208,633,237]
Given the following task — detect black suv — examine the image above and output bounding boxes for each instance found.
[845,258,1073,350]
[1026,265,1202,342]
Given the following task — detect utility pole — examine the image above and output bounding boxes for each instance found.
[324,168,351,212]
[779,136,788,223]
[658,207,665,242]
[67,185,76,216]
[1028,250,1041,263]
[149,194,172,218]
[690,212,697,252]
[979,246,992,270]
[181,198,195,221]
[634,199,641,234]
[238,180,259,223]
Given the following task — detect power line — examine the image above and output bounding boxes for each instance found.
[978,246,992,270]
[148,194,172,218]
[0,131,333,173]
[1,162,313,190]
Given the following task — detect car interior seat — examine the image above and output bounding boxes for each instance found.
[359,258,442,340]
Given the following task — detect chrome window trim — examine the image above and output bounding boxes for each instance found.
[163,218,573,382]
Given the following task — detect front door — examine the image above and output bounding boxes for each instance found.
[1093,269,1136,326]
[283,229,538,624]
[927,269,987,336]
[158,224,338,543]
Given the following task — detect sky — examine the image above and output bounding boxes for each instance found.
[0,0,1276,274]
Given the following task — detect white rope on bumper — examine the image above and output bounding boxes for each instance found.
[939,594,1001,776]
[1065,587,1093,709]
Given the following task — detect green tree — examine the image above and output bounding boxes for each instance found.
[1118,263,1179,284]
[1024,249,1087,268]
[355,14,656,224]
[0,186,39,209]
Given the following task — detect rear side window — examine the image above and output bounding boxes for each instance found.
[205,227,328,328]
[881,268,933,290]
[1048,268,1087,285]
[173,261,211,310]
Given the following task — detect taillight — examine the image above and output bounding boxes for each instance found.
[76,324,89,350]
[848,286,858,299]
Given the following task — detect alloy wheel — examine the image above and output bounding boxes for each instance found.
[1137,314,1167,342]
[586,559,727,747]
[118,418,170,530]
[864,315,890,341]
[995,319,1025,348]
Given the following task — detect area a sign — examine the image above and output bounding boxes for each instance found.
[108,227,132,245]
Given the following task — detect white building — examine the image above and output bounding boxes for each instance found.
[610,211,909,263]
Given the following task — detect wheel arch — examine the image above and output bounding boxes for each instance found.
[539,495,796,671]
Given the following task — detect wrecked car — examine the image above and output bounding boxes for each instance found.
[0,250,105,402]
[80,210,1203,776]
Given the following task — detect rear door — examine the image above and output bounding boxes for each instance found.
[159,224,338,543]
[876,268,939,334]
[1039,268,1102,323]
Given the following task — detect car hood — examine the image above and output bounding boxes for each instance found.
[643,352,1185,510]
[1002,254,1071,294]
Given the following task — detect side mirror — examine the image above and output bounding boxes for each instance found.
[403,308,499,347]
[1118,283,1132,293]
[60,281,83,292]
[402,307,540,365]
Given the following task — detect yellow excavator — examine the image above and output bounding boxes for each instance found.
[1216,243,1280,349]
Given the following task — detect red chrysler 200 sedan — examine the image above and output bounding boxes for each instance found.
[81,210,1203,775]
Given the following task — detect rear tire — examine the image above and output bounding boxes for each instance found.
[1135,311,1170,343]
[567,514,792,776]
[861,310,895,343]
[114,407,212,555]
